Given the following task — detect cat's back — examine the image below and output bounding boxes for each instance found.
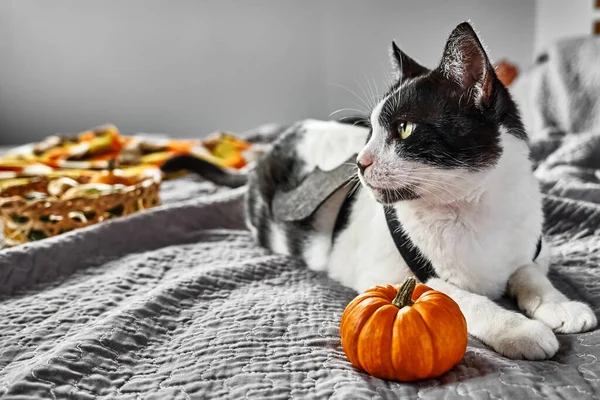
[245,119,369,267]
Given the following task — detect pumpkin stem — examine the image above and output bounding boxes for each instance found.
[392,277,416,308]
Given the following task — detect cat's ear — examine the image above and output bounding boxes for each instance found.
[390,41,429,81]
[438,22,496,104]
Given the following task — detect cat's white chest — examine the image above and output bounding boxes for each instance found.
[393,188,539,299]
[393,202,506,297]
[324,190,519,297]
[325,190,410,293]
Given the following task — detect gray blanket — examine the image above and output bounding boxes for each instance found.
[2,40,600,400]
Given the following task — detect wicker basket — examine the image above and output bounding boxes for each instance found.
[0,172,161,247]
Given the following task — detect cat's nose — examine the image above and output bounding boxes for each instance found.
[356,158,372,174]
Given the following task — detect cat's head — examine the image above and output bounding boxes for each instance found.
[357,22,525,205]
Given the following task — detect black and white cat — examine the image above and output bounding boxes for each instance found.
[163,22,596,360]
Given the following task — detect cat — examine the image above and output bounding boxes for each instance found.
[161,22,597,360]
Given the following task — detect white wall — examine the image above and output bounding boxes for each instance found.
[0,0,536,144]
[535,0,600,54]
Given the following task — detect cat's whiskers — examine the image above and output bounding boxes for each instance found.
[437,151,480,169]
[370,75,382,105]
[409,184,460,219]
[336,115,371,128]
[400,175,477,210]
[385,177,480,231]
[397,169,475,184]
[355,79,378,111]
[400,167,477,184]
[380,173,471,213]
[343,174,360,187]
[408,170,485,202]
[381,62,396,86]
[329,83,374,115]
[387,173,483,220]
[371,172,460,217]
[408,180,464,203]
[376,171,468,198]
[389,182,458,219]
[329,108,370,118]
[363,74,380,110]
[395,185,438,212]
[346,178,362,199]
[343,172,361,190]
[397,173,473,195]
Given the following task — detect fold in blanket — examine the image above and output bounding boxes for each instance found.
[512,36,600,140]
[527,36,600,206]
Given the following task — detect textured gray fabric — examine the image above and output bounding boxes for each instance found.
[529,36,600,207]
[3,40,600,400]
[512,36,600,141]
[0,139,600,399]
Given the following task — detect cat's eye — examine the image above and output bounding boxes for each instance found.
[398,121,415,139]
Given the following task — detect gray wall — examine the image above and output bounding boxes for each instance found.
[535,0,599,54]
[0,0,535,144]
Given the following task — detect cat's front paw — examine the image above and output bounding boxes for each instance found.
[493,317,558,360]
[531,301,597,333]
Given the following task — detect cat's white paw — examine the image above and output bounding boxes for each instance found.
[492,317,558,360]
[531,301,597,333]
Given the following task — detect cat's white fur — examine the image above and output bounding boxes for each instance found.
[272,116,596,360]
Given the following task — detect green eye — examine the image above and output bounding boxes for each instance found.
[398,121,415,139]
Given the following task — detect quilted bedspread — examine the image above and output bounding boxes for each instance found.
[0,128,599,399]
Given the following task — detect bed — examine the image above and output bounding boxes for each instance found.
[1,37,600,399]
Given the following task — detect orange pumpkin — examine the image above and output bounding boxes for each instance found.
[340,277,467,381]
[495,60,519,87]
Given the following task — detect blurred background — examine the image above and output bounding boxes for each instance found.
[1,0,599,144]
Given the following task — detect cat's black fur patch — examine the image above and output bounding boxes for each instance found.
[332,187,359,241]
[247,122,309,252]
[378,74,504,171]
[247,123,323,257]
[377,22,526,172]
[255,202,271,249]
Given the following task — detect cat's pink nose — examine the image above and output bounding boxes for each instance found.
[356,154,373,174]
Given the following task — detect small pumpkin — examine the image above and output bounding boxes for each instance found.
[340,277,468,381]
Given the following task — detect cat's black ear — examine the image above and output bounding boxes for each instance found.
[438,22,496,104]
[390,41,429,81]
